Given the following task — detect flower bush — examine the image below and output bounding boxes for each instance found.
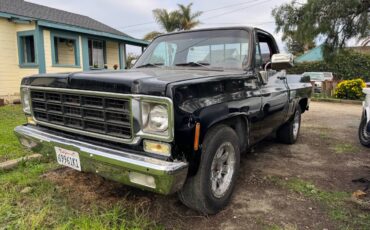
[334,78,366,100]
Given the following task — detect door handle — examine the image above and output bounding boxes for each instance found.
[278,76,286,80]
[261,93,271,97]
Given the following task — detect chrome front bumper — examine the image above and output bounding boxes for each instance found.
[14,125,188,194]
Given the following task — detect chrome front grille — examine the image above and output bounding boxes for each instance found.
[30,89,132,140]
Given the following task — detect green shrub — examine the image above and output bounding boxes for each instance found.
[289,50,370,81]
[334,78,366,100]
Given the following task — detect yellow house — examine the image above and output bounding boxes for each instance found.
[0,0,148,103]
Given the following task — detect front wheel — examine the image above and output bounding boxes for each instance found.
[178,125,240,214]
[359,113,370,147]
[277,107,301,144]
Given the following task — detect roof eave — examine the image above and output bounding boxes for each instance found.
[38,20,148,46]
[0,12,148,46]
[0,11,34,21]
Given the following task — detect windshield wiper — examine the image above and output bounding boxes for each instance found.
[175,62,224,71]
[175,61,210,68]
[136,63,164,68]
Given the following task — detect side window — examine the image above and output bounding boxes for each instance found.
[255,43,263,68]
[255,33,278,69]
[17,31,37,66]
[259,42,271,64]
[149,42,177,65]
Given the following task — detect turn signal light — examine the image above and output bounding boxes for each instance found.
[27,116,36,125]
[143,140,171,156]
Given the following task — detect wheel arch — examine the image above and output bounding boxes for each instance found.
[185,104,250,177]
[197,104,250,155]
[298,98,308,114]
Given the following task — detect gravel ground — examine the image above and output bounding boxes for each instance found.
[45,101,370,229]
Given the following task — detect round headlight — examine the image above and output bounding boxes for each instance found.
[148,105,168,132]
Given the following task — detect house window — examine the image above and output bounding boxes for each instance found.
[88,39,106,69]
[21,36,36,63]
[17,31,37,67]
[53,37,78,66]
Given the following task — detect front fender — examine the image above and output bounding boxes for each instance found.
[196,103,248,146]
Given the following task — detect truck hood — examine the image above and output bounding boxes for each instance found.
[22,68,244,96]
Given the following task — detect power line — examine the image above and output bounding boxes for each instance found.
[119,21,156,29]
[124,21,275,34]
[202,0,271,20]
[123,0,273,33]
[202,0,260,13]
[118,0,263,29]
[123,1,272,33]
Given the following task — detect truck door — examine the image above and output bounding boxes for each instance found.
[252,31,289,140]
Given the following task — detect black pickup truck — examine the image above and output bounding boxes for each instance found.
[15,27,312,214]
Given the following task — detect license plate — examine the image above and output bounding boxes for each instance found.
[55,147,81,171]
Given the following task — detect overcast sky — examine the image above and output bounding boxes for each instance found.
[27,0,294,54]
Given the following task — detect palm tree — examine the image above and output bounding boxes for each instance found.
[143,9,180,41]
[177,3,202,30]
[153,9,180,33]
[143,3,202,41]
[143,31,164,41]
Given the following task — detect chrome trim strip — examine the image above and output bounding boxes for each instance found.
[22,85,174,144]
[35,120,140,144]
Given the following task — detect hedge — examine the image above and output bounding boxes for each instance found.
[288,50,370,81]
[334,78,366,100]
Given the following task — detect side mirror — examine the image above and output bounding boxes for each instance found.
[259,71,269,85]
[271,53,294,70]
[130,59,137,66]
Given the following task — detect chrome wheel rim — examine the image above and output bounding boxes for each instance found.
[210,142,236,198]
[292,110,300,139]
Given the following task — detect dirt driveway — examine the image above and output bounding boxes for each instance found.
[45,102,370,229]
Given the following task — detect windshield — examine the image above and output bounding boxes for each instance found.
[134,29,250,70]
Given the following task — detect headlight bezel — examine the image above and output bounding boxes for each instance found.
[138,97,174,141]
[20,87,31,114]
[141,103,169,133]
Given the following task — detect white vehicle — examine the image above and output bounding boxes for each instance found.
[303,72,333,93]
[359,87,370,147]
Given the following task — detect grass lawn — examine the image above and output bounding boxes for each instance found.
[0,105,162,229]
[0,104,30,162]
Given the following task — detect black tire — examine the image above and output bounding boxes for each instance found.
[359,113,370,147]
[178,125,240,214]
[277,107,301,144]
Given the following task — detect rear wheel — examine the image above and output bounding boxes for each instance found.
[359,113,370,147]
[178,125,240,214]
[277,107,301,144]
